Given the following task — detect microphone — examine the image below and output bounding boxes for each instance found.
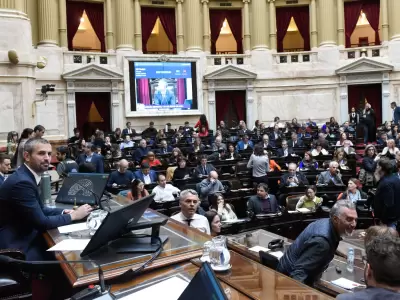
[0,255,115,299]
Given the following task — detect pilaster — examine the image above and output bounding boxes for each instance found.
[381,0,389,42]
[106,0,114,52]
[176,0,184,53]
[66,81,76,137]
[58,0,67,50]
[111,80,120,130]
[208,80,216,130]
[268,0,276,51]
[243,0,251,53]
[134,0,142,51]
[336,0,344,46]
[201,0,210,53]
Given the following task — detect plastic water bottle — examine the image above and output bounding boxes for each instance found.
[40,172,52,205]
[347,248,354,273]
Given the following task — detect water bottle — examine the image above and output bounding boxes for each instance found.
[347,247,354,273]
[40,171,52,206]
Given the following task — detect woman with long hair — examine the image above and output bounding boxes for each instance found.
[299,151,318,170]
[172,158,191,180]
[204,211,222,236]
[194,114,209,136]
[247,144,269,184]
[360,144,377,186]
[143,151,162,167]
[337,178,367,202]
[209,193,237,221]
[15,128,34,167]
[296,186,322,210]
[333,149,348,167]
[169,148,183,165]
[111,128,123,144]
[376,139,399,160]
[6,131,18,156]
[127,179,149,201]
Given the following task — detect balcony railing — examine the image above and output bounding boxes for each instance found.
[63,51,117,67]
[207,54,251,66]
[272,51,318,64]
[339,45,388,60]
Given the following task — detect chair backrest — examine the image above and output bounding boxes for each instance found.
[259,251,280,270]
[286,195,302,211]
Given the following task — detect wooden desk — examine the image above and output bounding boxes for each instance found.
[192,251,333,300]
[44,198,210,287]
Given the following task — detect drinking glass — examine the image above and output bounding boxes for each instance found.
[86,210,108,235]
[209,236,231,267]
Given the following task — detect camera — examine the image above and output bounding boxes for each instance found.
[41,84,55,94]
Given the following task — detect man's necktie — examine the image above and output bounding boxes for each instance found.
[203,166,207,175]
[186,219,193,227]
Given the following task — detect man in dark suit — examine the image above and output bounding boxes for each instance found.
[259,134,275,148]
[317,161,344,185]
[391,101,400,125]
[183,121,193,136]
[133,162,157,184]
[289,132,304,148]
[374,158,400,228]
[141,121,157,138]
[277,140,294,157]
[0,138,92,260]
[134,139,149,163]
[156,139,173,154]
[122,122,136,137]
[154,79,175,105]
[247,183,279,215]
[279,162,309,188]
[76,142,104,173]
[0,153,11,186]
[194,155,216,177]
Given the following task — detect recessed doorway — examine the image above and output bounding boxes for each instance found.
[348,84,382,125]
[215,90,246,128]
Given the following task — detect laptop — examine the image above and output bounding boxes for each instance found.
[80,193,157,257]
[55,173,109,205]
[178,262,227,300]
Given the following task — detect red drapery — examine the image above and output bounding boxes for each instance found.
[344,1,363,48]
[225,10,243,54]
[177,79,186,104]
[138,79,151,105]
[141,7,159,54]
[362,0,381,46]
[234,91,246,122]
[291,6,310,51]
[158,8,177,54]
[141,7,177,54]
[210,10,227,54]
[66,1,85,51]
[216,91,246,125]
[348,84,382,125]
[216,91,232,125]
[84,2,106,52]
[276,8,294,52]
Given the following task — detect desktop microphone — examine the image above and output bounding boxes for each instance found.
[0,255,115,300]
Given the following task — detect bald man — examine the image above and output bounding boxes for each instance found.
[106,159,134,191]
[199,171,225,209]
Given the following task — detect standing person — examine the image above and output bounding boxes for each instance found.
[55,146,79,176]
[33,125,45,138]
[6,131,18,157]
[391,101,400,126]
[360,103,376,144]
[348,107,359,127]
[15,128,34,167]
[373,158,400,229]
[247,145,269,184]
[277,200,358,286]
[194,114,209,136]
[75,143,104,173]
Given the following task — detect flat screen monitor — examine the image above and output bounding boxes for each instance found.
[129,61,198,112]
[178,262,227,300]
[55,173,109,205]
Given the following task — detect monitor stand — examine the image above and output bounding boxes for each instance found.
[108,219,169,253]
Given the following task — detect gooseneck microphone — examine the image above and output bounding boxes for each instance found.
[0,255,115,299]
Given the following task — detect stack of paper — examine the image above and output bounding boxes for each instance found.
[331,278,365,290]
[58,222,88,234]
[249,246,270,253]
[47,239,90,252]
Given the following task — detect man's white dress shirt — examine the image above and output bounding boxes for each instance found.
[171,212,210,234]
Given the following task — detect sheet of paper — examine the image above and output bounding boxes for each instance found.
[119,276,189,300]
[297,208,311,213]
[47,239,90,252]
[269,251,284,259]
[331,278,365,290]
[58,222,88,234]
[249,246,270,253]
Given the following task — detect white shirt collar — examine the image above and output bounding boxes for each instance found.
[0,172,4,178]
[24,163,42,185]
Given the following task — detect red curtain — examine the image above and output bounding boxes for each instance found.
[363,0,381,46]
[234,91,246,122]
[141,7,159,53]
[158,8,177,54]
[292,6,310,51]
[210,10,226,54]
[344,1,363,48]
[276,8,293,52]
[66,0,85,51]
[225,10,243,54]
[84,2,106,52]
[177,79,186,104]
[216,91,232,124]
[138,79,151,105]
[348,84,382,125]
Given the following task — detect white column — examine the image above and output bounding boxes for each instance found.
[111,81,120,130]
[243,0,251,53]
[339,76,348,123]
[246,80,255,127]
[208,80,216,131]
[382,73,391,122]
[67,82,76,137]
[268,0,276,51]
[176,0,184,53]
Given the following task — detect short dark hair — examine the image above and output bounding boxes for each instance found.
[90,144,97,152]
[73,127,80,134]
[141,162,150,169]
[305,185,317,193]
[377,158,393,175]
[257,183,268,191]
[78,162,95,173]
[366,235,400,287]
[253,144,264,156]
[149,121,154,126]
[204,210,219,228]
[126,122,131,126]
[0,153,10,164]
[33,125,45,132]
[200,154,208,161]
[56,146,69,155]
[391,101,397,106]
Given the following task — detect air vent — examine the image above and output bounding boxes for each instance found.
[151,0,165,4]
[286,0,299,4]
[220,3,232,7]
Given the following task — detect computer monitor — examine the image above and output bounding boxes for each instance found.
[80,193,156,257]
[178,262,227,300]
[55,173,109,205]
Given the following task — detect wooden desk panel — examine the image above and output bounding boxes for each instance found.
[192,251,333,300]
